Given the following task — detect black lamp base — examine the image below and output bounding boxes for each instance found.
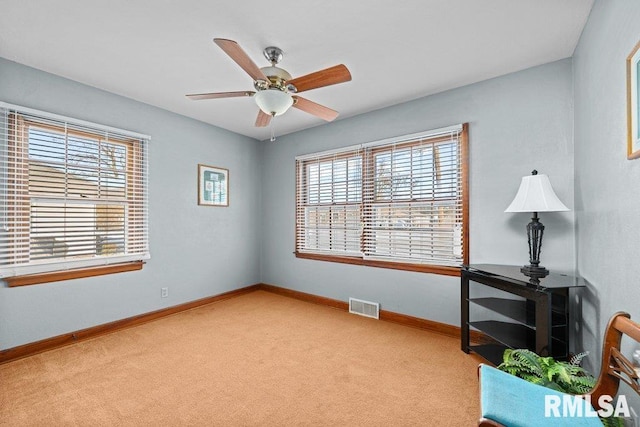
[522,211,549,279]
[520,265,549,279]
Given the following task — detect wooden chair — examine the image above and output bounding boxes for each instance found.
[478,311,640,426]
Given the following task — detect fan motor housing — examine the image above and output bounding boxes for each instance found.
[256,66,292,92]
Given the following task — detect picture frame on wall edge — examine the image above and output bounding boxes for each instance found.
[627,40,640,159]
[198,164,229,207]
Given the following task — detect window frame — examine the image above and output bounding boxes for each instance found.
[0,102,150,286]
[295,123,468,277]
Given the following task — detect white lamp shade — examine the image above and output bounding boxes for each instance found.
[254,89,293,116]
[504,173,569,213]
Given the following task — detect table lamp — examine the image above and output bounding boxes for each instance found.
[505,170,569,277]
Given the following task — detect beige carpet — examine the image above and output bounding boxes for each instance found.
[0,290,483,426]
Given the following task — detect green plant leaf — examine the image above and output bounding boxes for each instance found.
[600,415,626,427]
[497,348,596,394]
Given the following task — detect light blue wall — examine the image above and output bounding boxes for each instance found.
[573,0,640,369]
[0,58,262,349]
[260,59,575,326]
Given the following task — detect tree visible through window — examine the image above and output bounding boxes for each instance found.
[28,125,128,259]
[295,124,468,276]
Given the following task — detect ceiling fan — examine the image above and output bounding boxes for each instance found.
[186,38,352,128]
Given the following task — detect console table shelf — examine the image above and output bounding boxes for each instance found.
[461,264,584,366]
[469,320,567,350]
[469,344,510,365]
[469,298,568,328]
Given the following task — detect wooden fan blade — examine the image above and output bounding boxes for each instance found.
[186,91,254,100]
[287,64,351,93]
[213,38,268,82]
[255,110,272,127]
[292,96,339,122]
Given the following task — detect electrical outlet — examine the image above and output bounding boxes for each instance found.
[161,287,168,298]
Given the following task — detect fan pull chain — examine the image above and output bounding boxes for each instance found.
[270,113,276,141]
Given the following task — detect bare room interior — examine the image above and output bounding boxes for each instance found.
[1,1,640,425]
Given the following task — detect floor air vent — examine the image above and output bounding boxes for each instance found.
[349,298,380,319]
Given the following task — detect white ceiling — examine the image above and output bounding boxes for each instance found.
[0,0,593,141]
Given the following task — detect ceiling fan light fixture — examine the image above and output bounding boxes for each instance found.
[254,89,293,116]
[188,39,352,128]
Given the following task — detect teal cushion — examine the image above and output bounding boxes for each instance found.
[479,364,603,427]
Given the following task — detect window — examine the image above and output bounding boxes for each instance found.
[0,102,150,285]
[295,124,468,276]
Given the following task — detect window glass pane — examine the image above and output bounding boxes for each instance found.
[412,145,434,199]
[29,163,66,196]
[306,155,361,206]
[329,205,361,253]
[98,142,127,198]
[434,141,458,199]
[95,204,126,256]
[307,163,319,204]
[367,201,461,263]
[318,162,332,204]
[28,127,65,164]
[333,159,347,203]
[66,164,99,197]
[390,148,412,200]
[305,206,331,250]
[347,157,362,202]
[28,127,129,200]
[375,152,391,200]
[67,134,100,169]
[30,201,125,261]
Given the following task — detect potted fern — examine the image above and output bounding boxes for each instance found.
[498,349,595,394]
[497,349,623,426]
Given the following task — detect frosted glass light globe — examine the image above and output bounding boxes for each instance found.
[254,89,293,116]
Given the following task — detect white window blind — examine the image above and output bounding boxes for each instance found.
[0,102,150,278]
[296,147,363,256]
[296,124,466,268]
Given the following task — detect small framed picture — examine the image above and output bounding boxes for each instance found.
[627,41,640,159]
[198,164,228,206]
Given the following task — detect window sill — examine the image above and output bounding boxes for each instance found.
[294,252,461,277]
[4,261,144,287]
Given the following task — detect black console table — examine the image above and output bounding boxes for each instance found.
[461,264,585,366]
